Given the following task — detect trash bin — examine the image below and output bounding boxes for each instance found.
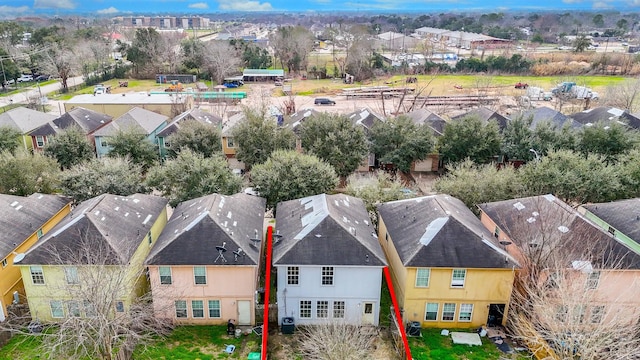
[281,317,295,334]
[406,321,422,337]
[247,352,261,360]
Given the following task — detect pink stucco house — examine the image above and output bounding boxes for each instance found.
[145,193,266,325]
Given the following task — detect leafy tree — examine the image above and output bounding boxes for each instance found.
[123,28,164,76]
[434,160,525,211]
[592,14,605,27]
[577,123,635,161]
[166,120,222,158]
[531,33,544,44]
[251,150,338,209]
[0,126,22,153]
[616,18,629,31]
[231,109,296,169]
[181,38,206,71]
[0,149,60,196]
[300,114,368,178]
[501,115,535,161]
[369,116,435,173]
[230,39,272,69]
[616,149,640,198]
[438,115,502,164]
[60,157,148,203]
[146,150,242,207]
[43,127,94,169]
[0,48,21,87]
[107,131,159,169]
[573,35,591,52]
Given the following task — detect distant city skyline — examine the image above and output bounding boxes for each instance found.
[1,0,637,18]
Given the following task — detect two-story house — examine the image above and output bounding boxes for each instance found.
[145,193,266,325]
[378,194,517,328]
[156,108,222,159]
[18,193,168,321]
[93,107,168,158]
[0,107,57,151]
[28,107,113,150]
[578,198,640,255]
[274,194,387,326]
[0,194,71,321]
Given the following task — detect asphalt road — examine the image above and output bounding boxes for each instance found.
[0,76,84,115]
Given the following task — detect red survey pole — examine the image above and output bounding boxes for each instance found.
[261,226,273,360]
[384,266,412,360]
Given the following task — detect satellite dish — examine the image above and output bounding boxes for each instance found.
[214,242,228,263]
[249,230,261,247]
[273,230,283,245]
[13,252,25,264]
[233,248,244,262]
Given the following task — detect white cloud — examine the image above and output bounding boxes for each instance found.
[34,0,75,9]
[189,2,209,9]
[217,0,273,11]
[0,6,30,16]
[97,7,120,14]
[592,0,613,7]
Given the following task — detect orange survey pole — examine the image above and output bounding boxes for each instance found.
[384,266,413,360]
[261,226,273,360]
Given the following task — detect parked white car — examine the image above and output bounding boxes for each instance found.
[17,74,33,82]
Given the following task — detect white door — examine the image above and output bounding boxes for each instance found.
[361,302,374,325]
[0,301,5,322]
[238,300,251,325]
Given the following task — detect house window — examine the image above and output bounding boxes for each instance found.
[208,300,221,318]
[159,267,172,285]
[321,267,334,286]
[442,303,456,321]
[287,266,299,285]
[385,232,389,242]
[50,300,64,318]
[164,140,171,148]
[415,268,430,287]
[494,226,500,238]
[226,137,235,148]
[317,301,328,318]
[333,301,345,318]
[300,300,312,318]
[84,300,97,317]
[586,271,600,289]
[425,303,438,321]
[555,305,568,322]
[175,300,187,318]
[459,304,473,322]
[1,259,6,268]
[147,232,153,244]
[572,305,585,324]
[64,267,79,284]
[607,226,615,235]
[67,301,81,317]
[193,266,206,285]
[35,136,45,148]
[37,228,44,239]
[30,266,45,285]
[101,140,109,147]
[451,269,466,287]
[591,305,605,323]
[192,300,204,318]
[115,301,125,313]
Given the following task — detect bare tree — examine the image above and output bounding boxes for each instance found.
[40,42,79,93]
[297,322,378,360]
[203,40,241,85]
[602,78,640,113]
[2,235,172,360]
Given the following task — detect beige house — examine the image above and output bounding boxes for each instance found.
[64,93,193,118]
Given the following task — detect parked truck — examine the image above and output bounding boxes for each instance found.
[551,82,598,100]
[526,86,553,101]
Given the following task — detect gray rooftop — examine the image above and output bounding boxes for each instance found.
[157,108,223,137]
[378,194,516,268]
[582,198,640,251]
[569,106,640,130]
[451,107,508,130]
[515,106,576,130]
[0,107,57,134]
[273,194,387,267]
[0,194,70,261]
[29,107,113,137]
[221,112,246,136]
[93,107,168,136]
[403,108,447,136]
[283,108,322,132]
[20,194,168,265]
[347,108,385,131]
[67,93,190,105]
[146,193,266,266]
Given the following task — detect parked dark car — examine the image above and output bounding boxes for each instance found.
[314,98,336,105]
[35,74,51,81]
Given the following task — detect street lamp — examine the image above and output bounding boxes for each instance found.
[529,148,540,161]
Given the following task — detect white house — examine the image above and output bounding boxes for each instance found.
[273,194,387,326]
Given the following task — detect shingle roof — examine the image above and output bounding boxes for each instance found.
[582,198,640,251]
[516,106,576,130]
[404,108,447,136]
[0,107,57,134]
[378,194,515,268]
[28,107,113,137]
[0,194,70,261]
[347,108,385,131]
[146,193,266,266]
[93,107,167,136]
[479,195,640,269]
[221,112,246,136]
[282,108,321,132]
[273,194,387,267]
[157,108,223,137]
[20,194,168,265]
[451,107,508,130]
[569,106,640,130]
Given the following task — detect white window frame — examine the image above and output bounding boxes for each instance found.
[317,301,329,318]
[175,300,187,318]
[208,300,221,318]
[1,258,6,268]
[226,137,235,148]
[442,303,456,321]
[425,302,438,321]
[299,300,311,318]
[36,228,44,239]
[586,271,600,289]
[321,266,334,286]
[84,300,97,317]
[50,300,64,318]
[191,300,204,318]
[30,266,45,285]
[115,301,125,313]
[287,266,299,285]
[67,300,81,317]
[193,266,207,285]
[590,305,605,323]
[147,232,153,244]
[35,136,45,148]
[451,269,466,288]
[333,301,345,318]
[64,267,79,285]
[415,268,430,287]
[458,304,473,322]
[159,266,172,285]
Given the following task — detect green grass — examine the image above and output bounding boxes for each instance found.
[409,328,530,360]
[0,334,46,360]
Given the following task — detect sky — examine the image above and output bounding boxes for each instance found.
[0,0,638,17]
